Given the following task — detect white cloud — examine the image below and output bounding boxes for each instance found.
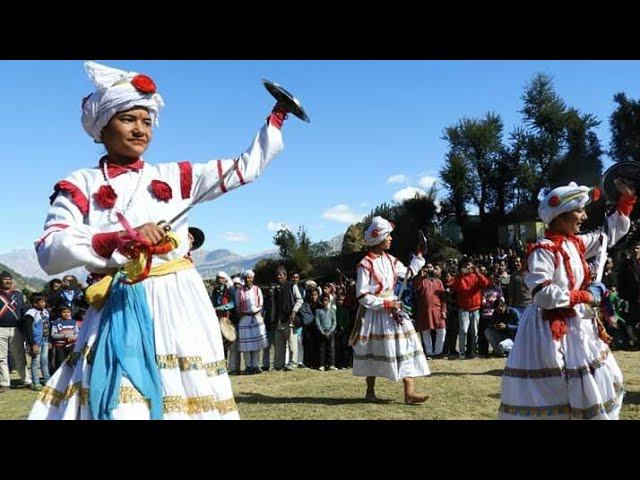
[386,174,408,184]
[418,175,438,190]
[393,187,427,203]
[267,221,290,232]
[221,232,249,242]
[360,201,369,208]
[322,204,365,224]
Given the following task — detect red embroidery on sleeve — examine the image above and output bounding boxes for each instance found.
[178,161,192,199]
[50,181,89,216]
[217,161,228,194]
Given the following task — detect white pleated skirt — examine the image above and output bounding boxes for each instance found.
[29,268,239,420]
[352,308,430,381]
[237,314,269,352]
[498,305,623,420]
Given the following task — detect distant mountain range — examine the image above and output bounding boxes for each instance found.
[0,234,344,284]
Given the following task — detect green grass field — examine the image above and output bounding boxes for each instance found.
[3,351,640,420]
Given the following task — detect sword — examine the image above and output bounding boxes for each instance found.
[394,229,428,318]
[594,229,608,283]
[336,268,353,284]
[158,158,240,232]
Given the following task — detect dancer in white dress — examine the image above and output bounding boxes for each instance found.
[29,61,288,420]
[498,179,636,420]
[350,216,430,404]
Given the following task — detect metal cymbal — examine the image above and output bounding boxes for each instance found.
[262,78,310,123]
[602,160,640,201]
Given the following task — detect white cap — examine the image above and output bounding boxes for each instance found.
[538,182,599,226]
[364,216,394,246]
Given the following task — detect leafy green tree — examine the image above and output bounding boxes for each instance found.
[273,228,296,259]
[442,112,505,218]
[610,92,640,163]
[548,108,602,187]
[341,224,365,254]
[439,152,470,225]
[362,202,396,228]
[514,73,568,203]
[291,226,313,276]
[388,193,438,260]
[310,241,332,258]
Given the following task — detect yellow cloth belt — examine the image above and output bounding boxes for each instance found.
[85,257,194,310]
[376,290,394,299]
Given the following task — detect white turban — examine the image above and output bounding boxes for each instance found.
[364,216,394,247]
[216,271,231,285]
[81,61,165,142]
[241,270,255,279]
[538,182,600,226]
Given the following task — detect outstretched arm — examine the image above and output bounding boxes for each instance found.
[187,109,285,205]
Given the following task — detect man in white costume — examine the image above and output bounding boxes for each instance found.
[29,61,288,420]
[351,216,430,404]
[498,180,636,420]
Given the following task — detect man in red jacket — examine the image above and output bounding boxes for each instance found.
[451,257,490,359]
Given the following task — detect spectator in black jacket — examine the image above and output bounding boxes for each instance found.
[0,271,30,392]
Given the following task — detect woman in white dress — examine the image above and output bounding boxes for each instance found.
[498,179,636,420]
[235,270,269,374]
[351,216,430,404]
[29,61,288,420]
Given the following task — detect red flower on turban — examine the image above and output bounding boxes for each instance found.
[150,180,172,202]
[371,229,379,238]
[548,195,561,207]
[131,74,156,95]
[93,185,118,209]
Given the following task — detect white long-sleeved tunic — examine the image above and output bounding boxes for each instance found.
[29,121,283,420]
[352,252,430,381]
[498,209,630,420]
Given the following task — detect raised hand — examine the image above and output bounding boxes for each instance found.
[614,177,635,197]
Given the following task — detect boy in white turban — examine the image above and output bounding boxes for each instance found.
[30,61,289,420]
[351,216,430,404]
[498,179,636,420]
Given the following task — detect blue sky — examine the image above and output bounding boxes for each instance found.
[2,60,640,256]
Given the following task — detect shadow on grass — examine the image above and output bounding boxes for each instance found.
[429,369,504,377]
[236,392,394,405]
[624,391,640,405]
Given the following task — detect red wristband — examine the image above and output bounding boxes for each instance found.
[268,106,287,129]
[569,289,591,308]
[617,194,637,217]
[92,231,120,258]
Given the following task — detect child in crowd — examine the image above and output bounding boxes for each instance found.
[315,293,337,371]
[50,305,79,372]
[335,292,353,369]
[23,293,51,391]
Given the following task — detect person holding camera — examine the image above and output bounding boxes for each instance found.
[413,263,447,358]
[498,179,636,420]
[451,258,491,359]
